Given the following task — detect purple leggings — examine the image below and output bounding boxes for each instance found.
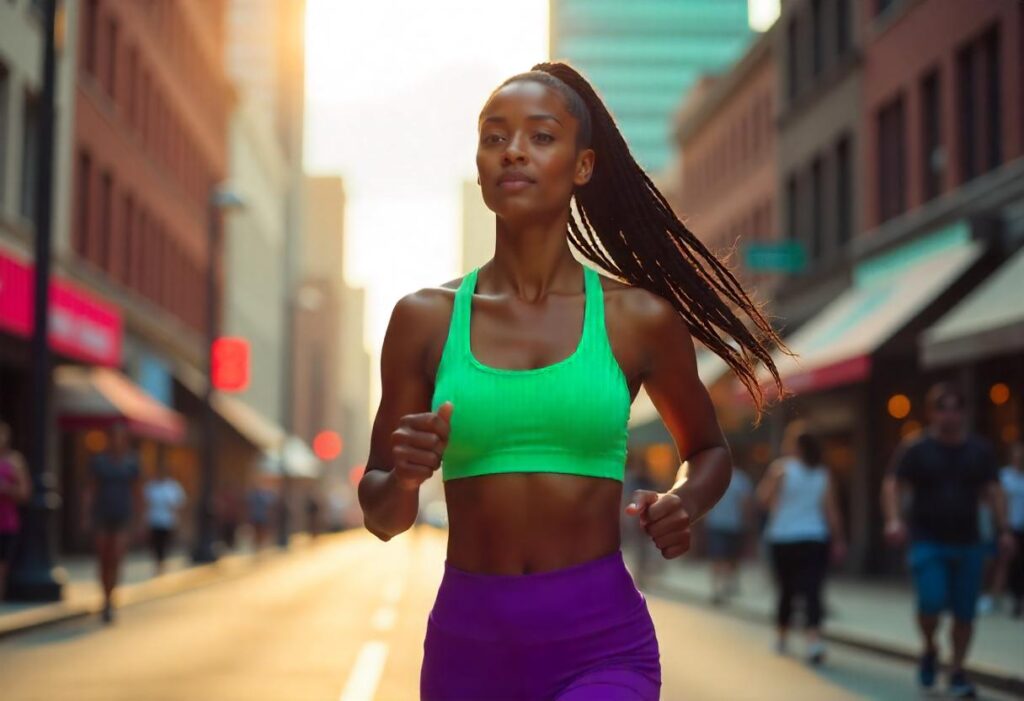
[420,550,661,700]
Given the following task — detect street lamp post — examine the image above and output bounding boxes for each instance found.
[7,0,62,602]
[191,188,244,565]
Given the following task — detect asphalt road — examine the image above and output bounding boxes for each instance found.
[0,528,1015,700]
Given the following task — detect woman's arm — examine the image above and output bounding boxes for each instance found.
[359,289,450,542]
[623,291,731,559]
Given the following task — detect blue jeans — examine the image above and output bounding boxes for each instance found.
[909,541,985,621]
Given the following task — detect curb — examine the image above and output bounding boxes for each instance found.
[0,532,331,641]
[646,579,1024,698]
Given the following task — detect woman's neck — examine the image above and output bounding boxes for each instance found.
[490,215,580,301]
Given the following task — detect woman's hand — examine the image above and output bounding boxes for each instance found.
[389,402,454,491]
[625,490,692,559]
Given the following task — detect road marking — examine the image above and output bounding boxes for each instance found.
[382,580,404,604]
[371,606,397,632]
[339,641,389,701]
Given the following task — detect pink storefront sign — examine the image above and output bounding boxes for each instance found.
[0,249,122,367]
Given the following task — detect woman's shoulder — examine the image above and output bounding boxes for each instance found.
[388,277,466,334]
[597,273,688,334]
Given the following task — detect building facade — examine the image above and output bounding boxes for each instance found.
[549,0,753,174]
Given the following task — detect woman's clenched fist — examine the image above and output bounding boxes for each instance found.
[390,402,454,490]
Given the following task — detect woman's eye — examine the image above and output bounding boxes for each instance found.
[482,134,504,144]
[534,133,554,143]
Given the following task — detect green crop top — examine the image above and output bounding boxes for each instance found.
[431,265,631,482]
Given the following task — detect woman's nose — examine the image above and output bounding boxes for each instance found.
[502,134,527,163]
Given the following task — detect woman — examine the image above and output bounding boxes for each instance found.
[359,62,785,700]
[82,422,142,623]
[143,458,186,575]
[757,422,846,665]
[0,421,31,601]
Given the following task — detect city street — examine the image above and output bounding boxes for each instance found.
[0,528,1017,701]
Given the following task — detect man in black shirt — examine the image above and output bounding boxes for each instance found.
[882,383,1014,698]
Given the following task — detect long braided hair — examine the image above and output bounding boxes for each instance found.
[496,62,787,413]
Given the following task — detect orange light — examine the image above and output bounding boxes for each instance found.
[990,383,1011,406]
[313,430,343,461]
[887,394,911,419]
[84,430,107,453]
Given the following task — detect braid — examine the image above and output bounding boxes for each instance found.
[500,62,788,414]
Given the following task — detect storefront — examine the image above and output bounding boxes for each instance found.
[749,221,990,573]
[0,247,123,454]
[922,244,1024,463]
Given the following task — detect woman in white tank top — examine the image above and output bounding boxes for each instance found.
[757,421,847,665]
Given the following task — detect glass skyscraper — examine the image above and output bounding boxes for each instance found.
[550,0,753,173]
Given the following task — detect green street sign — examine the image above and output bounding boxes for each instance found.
[743,240,807,273]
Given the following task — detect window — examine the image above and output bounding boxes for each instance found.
[920,70,942,201]
[98,171,113,270]
[0,63,8,207]
[126,47,138,127]
[121,194,134,283]
[957,25,1001,183]
[836,0,850,56]
[877,95,906,223]
[787,17,799,100]
[105,17,118,100]
[810,157,823,260]
[786,174,799,240]
[836,136,852,248]
[811,0,823,77]
[20,91,40,222]
[74,151,92,256]
[83,0,99,76]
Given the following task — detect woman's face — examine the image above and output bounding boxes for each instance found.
[476,80,594,221]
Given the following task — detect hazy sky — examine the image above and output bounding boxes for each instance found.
[304,0,778,410]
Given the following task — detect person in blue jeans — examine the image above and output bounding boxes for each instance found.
[882,382,1015,698]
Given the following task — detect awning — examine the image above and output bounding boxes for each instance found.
[629,348,731,428]
[258,435,321,480]
[761,222,983,395]
[54,366,186,443]
[173,362,285,451]
[921,246,1024,367]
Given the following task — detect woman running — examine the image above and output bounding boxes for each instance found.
[757,422,846,665]
[359,62,785,701]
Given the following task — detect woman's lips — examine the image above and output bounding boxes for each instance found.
[498,179,533,191]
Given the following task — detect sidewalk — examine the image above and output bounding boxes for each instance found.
[0,531,328,639]
[630,553,1024,694]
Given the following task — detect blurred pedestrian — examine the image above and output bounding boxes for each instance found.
[246,480,276,551]
[704,465,754,605]
[0,421,30,601]
[882,383,1015,698]
[215,486,242,550]
[757,421,846,665]
[997,440,1024,617]
[143,457,185,576]
[81,422,143,624]
[305,492,321,539]
[359,61,788,701]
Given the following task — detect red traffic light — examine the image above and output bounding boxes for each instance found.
[313,430,343,461]
[211,337,250,392]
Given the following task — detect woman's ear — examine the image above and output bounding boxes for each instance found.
[574,148,595,187]
[476,174,481,186]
